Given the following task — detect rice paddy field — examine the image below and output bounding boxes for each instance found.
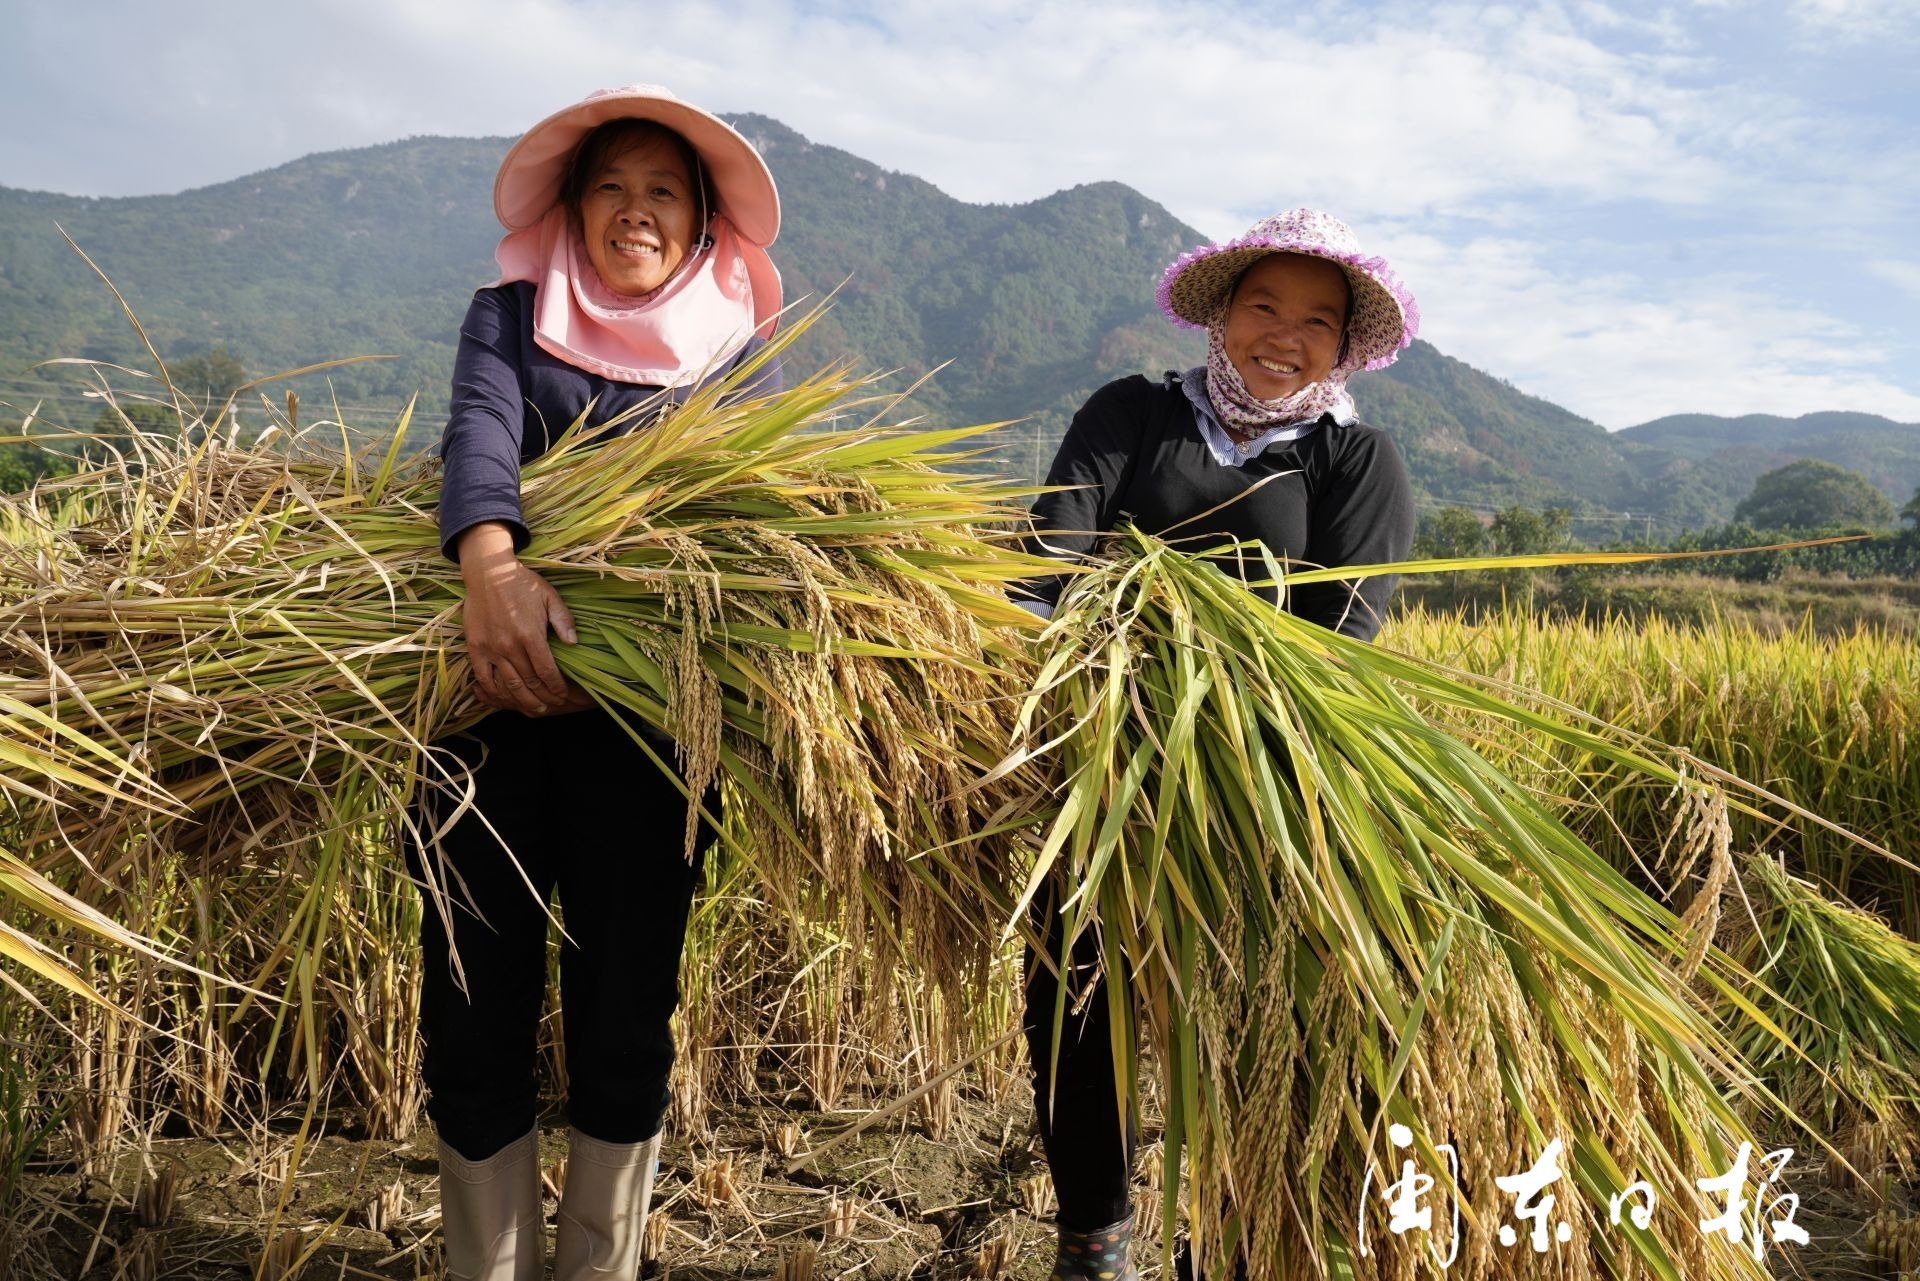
[3,351,1920,1280]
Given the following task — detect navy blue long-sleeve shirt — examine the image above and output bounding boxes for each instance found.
[1021,372,1415,641]
[436,281,778,560]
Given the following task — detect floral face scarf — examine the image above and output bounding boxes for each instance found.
[1203,310,1357,433]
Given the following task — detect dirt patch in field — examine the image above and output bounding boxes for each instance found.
[6,1088,1902,1279]
[9,1076,1161,1280]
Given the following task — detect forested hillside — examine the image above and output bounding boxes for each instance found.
[1617,411,1920,509]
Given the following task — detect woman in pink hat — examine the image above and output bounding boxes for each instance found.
[1014,210,1419,1281]
[414,85,782,1281]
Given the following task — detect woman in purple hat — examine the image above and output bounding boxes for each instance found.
[1015,209,1419,1281]
[417,85,782,1281]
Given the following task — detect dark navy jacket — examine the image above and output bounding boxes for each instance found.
[436,281,778,560]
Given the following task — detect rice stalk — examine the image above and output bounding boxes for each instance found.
[317,824,424,1140]
[0,998,65,1279]
[1015,528,1786,1281]
[1727,852,1920,1166]
[794,926,858,1111]
[4,319,1904,1281]
[1381,605,1920,1176]
[670,807,788,1132]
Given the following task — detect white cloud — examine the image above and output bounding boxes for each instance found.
[1789,0,1920,37]
[1569,0,1693,44]
[1870,260,1920,300]
[1690,0,1920,34]
[666,0,1751,232]
[2,0,1748,224]
[1378,228,1920,426]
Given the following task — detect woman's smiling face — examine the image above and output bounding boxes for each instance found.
[1222,253,1352,400]
[577,134,700,297]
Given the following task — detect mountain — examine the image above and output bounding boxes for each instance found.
[3,117,1911,527]
[1346,342,1745,527]
[0,136,508,412]
[1617,412,1920,510]
[723,116,1202,479]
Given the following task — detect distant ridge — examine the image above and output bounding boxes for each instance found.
[1617,411,1920,510]
[2,117,1913,528]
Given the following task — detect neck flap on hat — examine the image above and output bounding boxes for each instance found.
[1203,317,1357,434]
[491,206,760,388]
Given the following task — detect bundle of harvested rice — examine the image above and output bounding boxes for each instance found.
[1728,853,1920,1171]
[1014,529,1787,1281]
[0,346,1049,1000]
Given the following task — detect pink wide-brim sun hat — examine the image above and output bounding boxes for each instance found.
[1157,208,1419,372]
[493,84,781,247]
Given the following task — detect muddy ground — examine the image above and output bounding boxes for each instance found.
[7,1077,1906,1279]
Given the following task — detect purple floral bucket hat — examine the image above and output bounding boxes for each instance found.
[1157,208,1419,371]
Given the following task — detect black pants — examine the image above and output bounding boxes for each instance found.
[408,707,713,1162]
[1023,884,1135,1231]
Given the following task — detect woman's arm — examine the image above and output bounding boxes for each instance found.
[438,288,588,716]
[439,288,534,560]
[1017,378,1154,610]
[1294,426,1416,642]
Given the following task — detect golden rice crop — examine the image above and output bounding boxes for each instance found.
[1381,607,1920,1191]
[1384,606,1920,932]
[1724,852,1920,1168]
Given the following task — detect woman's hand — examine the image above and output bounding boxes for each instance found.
[456,522,589,717]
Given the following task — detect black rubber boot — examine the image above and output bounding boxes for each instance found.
[1052,1215,1140,1281]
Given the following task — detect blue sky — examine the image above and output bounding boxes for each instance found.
[2,0,1915,428]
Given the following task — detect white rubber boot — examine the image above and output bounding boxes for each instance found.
[437,1126,544,1281]
[554,1127,661,1280]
